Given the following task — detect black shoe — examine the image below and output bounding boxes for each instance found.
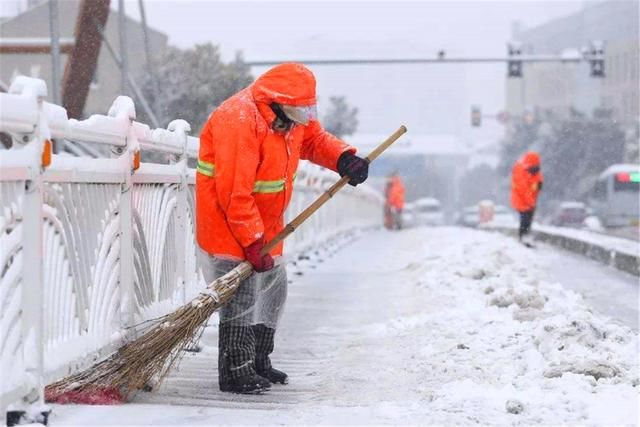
[257,367,288,385]
[219,373,272,394]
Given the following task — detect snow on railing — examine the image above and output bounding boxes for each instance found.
[0,76,383,420]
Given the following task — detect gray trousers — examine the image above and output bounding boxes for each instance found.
[199,251,287,381]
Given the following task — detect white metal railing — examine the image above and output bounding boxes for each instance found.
[0,76,382,420]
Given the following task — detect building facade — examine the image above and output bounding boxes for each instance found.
[0,0,167,117]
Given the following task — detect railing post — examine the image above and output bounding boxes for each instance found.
[108,96,137,330]
[168,119,191,304]
[6,77,50,424]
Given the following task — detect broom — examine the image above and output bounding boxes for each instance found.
[45,125,407,403]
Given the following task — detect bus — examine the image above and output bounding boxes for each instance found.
[589,164,640,227]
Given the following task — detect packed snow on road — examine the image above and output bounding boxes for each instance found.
[52,227,638,425]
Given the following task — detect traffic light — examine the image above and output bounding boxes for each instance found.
[588,40,605,78]
[507,42,523,78]
[471,105,482,127]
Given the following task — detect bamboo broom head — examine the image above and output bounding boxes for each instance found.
[45,262,254,400]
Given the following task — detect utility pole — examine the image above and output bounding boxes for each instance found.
[48,0,62,152]
[60,0,110,120]
[118,0,128,95]
[48,0,61,105]
[138,0,161,123]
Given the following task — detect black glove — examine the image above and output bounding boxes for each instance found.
[337,152,369,186]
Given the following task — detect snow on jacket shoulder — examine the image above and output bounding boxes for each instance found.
[196,63,356,259]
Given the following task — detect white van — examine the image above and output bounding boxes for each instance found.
[412,198,445,226]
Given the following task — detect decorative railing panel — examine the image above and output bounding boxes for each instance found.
[0,181,27,404]
[41,180,122,373]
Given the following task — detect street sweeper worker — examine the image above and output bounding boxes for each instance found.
[384,171,405,229]
[511,151,543,245]
[196,63,369,394]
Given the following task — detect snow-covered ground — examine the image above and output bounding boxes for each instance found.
[52,227,638,425]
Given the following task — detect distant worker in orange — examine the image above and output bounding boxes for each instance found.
[511,151,543,247]
[384,171,405,230]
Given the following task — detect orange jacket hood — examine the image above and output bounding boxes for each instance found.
[521,151,541,168]
[251,63,317,107]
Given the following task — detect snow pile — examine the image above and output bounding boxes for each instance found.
[315,227,638,424]
[535,314,636,381]
[584,215,605,232]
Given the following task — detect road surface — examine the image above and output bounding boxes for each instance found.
[52,227,638,425]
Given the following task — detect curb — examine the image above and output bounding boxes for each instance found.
[489,226,640,277]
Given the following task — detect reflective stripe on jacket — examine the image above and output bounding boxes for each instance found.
[197,159,296,193]
[196,63,356,260]
[511,151,543,212]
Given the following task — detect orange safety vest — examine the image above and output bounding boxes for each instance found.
[511,151,544,212]
[196,63,355,260]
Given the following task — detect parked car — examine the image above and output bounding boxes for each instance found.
[460,205,480,227]
[459,202,516,228]
[412,198,445,226]
[400,202,415,228]
[491,205,518,227]
[551,201,588,227]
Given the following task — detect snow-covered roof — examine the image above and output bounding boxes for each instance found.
[346,133,470,157]
[0,37,74,46]
[0,1,167,41]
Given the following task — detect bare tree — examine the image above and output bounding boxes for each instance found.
[139,43,253,133]
[322,96,359,138]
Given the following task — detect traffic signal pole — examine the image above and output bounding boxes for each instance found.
[247,42,606,79]
[247,44,607,130]
[246,54,601,67]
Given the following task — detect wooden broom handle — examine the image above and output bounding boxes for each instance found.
[262,125,407,254]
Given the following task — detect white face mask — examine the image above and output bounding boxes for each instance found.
[280,104,318,126]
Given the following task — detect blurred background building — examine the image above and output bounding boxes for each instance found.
[0,0,167,117]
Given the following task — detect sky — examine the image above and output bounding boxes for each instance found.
[1,0,588,153]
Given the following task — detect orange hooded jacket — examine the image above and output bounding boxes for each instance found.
[511,151,543,212]
[386,176,405,209]
[196,63,356,260]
